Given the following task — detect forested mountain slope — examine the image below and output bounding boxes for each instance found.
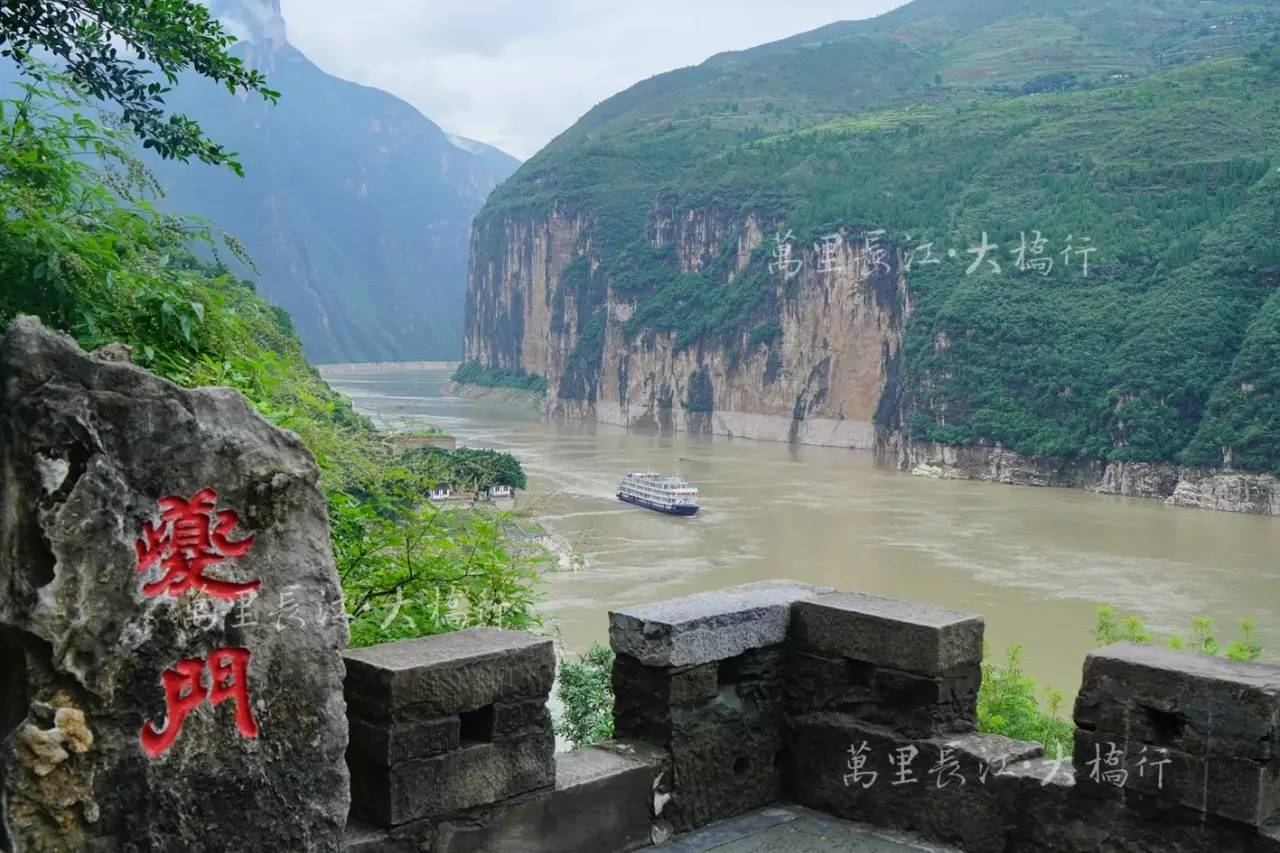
[462,0,1280,509]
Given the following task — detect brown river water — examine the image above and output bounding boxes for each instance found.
[323,366,1280,697]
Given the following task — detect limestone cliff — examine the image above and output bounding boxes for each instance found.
[465,207,909,452]
[462,204,1280,516]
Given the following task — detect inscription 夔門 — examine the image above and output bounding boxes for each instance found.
[135,489,262,757]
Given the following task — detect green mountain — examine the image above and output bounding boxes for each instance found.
[148,0,518,364]
[464,0,1280,481]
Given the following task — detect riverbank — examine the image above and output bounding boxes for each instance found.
[446,380,545,410]
[905,440,1280,517]
[319,360,459,374]
[502,512,583,574]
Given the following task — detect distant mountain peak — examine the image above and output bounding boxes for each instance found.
[208,0,287,49]
[447,134,490,156]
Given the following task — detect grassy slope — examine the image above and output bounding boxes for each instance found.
[474,0,1280,472]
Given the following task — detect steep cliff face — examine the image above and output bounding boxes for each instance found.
[465,208,909,451]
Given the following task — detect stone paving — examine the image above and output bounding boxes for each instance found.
[653,804,957,852]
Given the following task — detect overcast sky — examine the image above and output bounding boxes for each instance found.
[278,1,906,160]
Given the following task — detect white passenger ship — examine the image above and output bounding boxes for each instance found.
[617,472,700,516]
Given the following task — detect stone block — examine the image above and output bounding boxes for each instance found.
[665,696,786,831]
[348,714,459,767]
[341,821,413,853]
[1074,728,1280,828]
[344,627,554,717]
[784,712,1043,851]
[784,650,853,714]
[493,697,553,740]
[790,592,984,676]
[349,730,555,827]
[429,743,662,853]
[786,649,979,737]
[612,642,788,832]
[608,580,828,667]
[1075,643,1280,761]
[611,656,723,745]
[718,644,788,684]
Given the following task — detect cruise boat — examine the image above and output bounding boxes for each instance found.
[617,472,700,516]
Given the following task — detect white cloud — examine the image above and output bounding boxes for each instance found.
[278,0,905,159]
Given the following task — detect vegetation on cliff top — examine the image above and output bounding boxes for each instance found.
[451,360,548,394]
[472,0,1280,475]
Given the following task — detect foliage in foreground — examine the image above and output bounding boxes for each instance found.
[555,643,616,750]
[977,646,1074,759]
[334,493,543,649]
[0,0,278,172]
[1093,606,1262,662]
[977,606,1267,758]
[0,75,544,650]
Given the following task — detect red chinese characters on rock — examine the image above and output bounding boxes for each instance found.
[135,488,264,757]
[140,647,260,757]
[135,488,260,600]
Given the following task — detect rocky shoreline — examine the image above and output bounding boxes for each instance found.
[445,381,545,410]
[903,441,1280,516]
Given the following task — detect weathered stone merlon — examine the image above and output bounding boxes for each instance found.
[1076,642,1280,753]
[608,579,830,667]
[1074,641,1280,827]
[344,627,554,715]
[791,591,984,676]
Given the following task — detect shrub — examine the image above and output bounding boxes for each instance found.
[977,645,1074,759]
[1094,605,1262,662]
[555,643,616,749]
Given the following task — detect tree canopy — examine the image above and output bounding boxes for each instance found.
[0,0,278,173]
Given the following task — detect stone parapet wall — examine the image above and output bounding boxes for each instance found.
[609,580,1280,852]
[336,580,1280,852]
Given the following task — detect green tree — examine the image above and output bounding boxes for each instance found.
[333,495,543,648]
[0,0,278,172]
